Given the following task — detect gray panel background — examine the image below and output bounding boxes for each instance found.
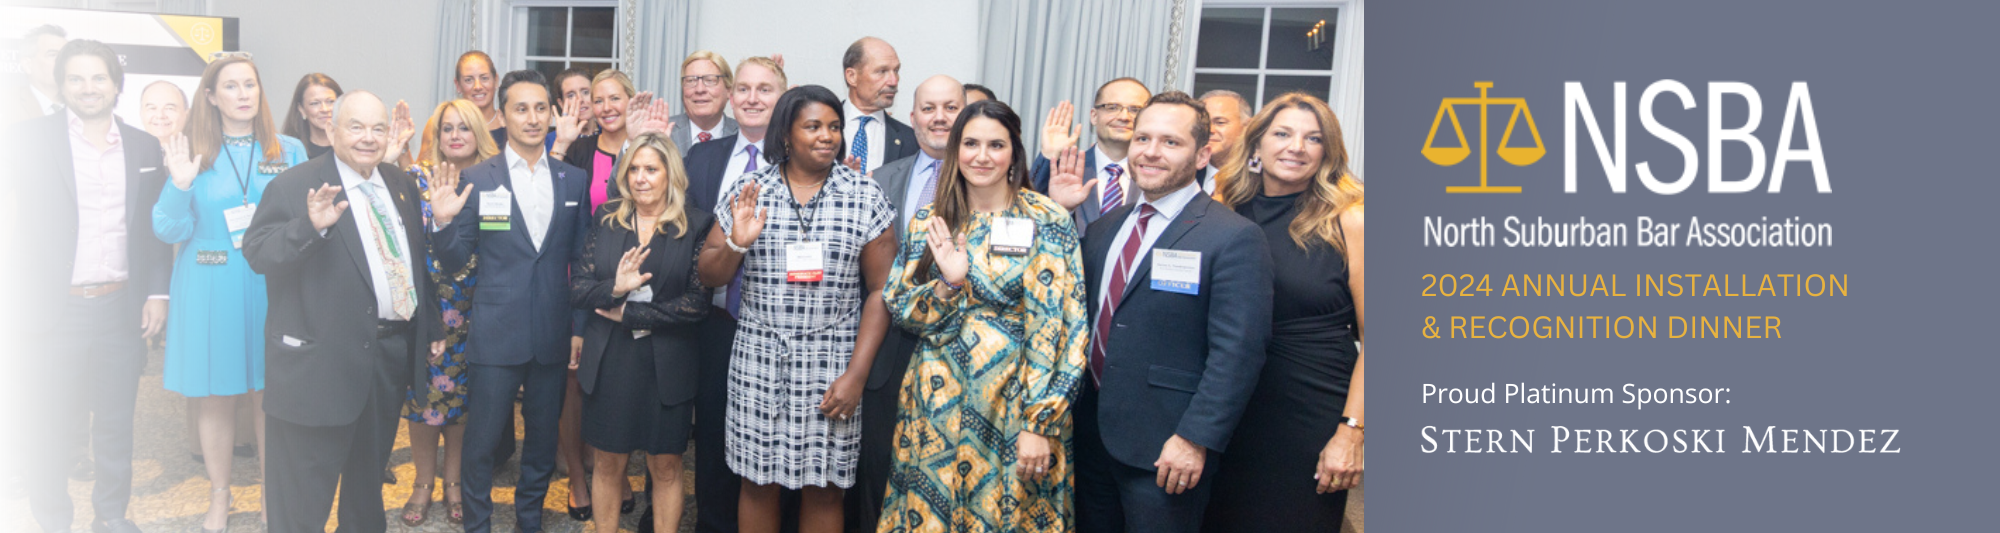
[1370,0,1996,529]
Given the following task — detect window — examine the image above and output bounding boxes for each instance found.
[515,2,618,83]
[1191,4,1344,111]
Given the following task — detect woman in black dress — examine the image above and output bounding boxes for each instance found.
[1203,92,1366,533]
[569,132,713,533]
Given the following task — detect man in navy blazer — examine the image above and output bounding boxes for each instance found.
[1029,78,1153,229]
[1052,91,1272,533]
[432,70,593,533]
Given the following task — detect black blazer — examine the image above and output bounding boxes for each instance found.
[1082,192,1273,469]
[244,156,441,427]
[435,152,593,366]
[570,204,714,404]
[682,134,741,214]
[561,133,622,202]
[880,115,920,163]
[12,113,172,328]
[864,153,927,391]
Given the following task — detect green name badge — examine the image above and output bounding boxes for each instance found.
[479,187,513,231]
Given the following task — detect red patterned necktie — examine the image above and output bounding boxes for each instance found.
[1090,204,1156,385]
[698,132,712,143]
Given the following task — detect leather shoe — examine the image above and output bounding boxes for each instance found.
[636,506,655,533]
[90,518,142,533]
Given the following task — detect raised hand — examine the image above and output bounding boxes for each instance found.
[644,98,673,139]
[1046,146,1096,211]
[384,100,415,163]
[727,181,768,250]
[553,93,585,147]
[1040,100,1080,160]
[428,161,471,227]
[307,183,350,231]
[926,216,969,286]
[624,91,654,136]
[842,154,863,173]
[164,133,203,191]
[612,246,655,296]
[771,53,785,70]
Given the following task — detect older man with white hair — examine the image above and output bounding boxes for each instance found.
[245,90,457,533]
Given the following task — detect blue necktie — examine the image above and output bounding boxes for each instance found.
[851,116,873,171]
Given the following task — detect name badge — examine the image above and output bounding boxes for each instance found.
[786,241,826,282]
[479,186,513,231]
[224,203,257,249]
[257,162,290,175]
[990,216,1035,256]
[626,286,655,338]
[1150,249,1202,295]
[196,250,229,265]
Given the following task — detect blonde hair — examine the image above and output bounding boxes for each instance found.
[418,99,502,170]
[681,51,733,89]
[1217,92,1364,253]
[602,133,692,238]
[590,69,635,99]
[736,56,787,88]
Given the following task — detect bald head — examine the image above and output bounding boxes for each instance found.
[330,90,390,174]
[842,37,901,113]
[910,75,965,156]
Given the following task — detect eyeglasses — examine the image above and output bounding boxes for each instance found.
[209,51,254,61]
[1094,103,1144,117]
[682,75,726,88]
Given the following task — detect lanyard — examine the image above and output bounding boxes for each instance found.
[780,167,826,240]
[220,143,254,206]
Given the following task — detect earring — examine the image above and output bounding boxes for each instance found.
[1248,155,1264,173]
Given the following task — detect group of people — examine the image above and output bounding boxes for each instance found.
[10,26,1364,533]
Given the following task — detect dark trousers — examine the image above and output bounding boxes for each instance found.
[462,359,567,533]
[1073,380,1218,533]
[264,328,409,533]
[26,293,145,532]
[695,310,740,533]
[845,332,913,533]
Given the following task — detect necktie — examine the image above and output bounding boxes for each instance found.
[698,132,712,143]
[1090,204,1156,385]
[1100,164,1125,216]
[726,144,756,318]
[915,160,940,208]
[851,116,873,170]
[362,182,418,320]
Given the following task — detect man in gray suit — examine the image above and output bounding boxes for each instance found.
[847,74,964,532]
[670,50,739,150]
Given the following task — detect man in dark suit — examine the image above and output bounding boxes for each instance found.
[1052,91,1273,533]
[670,50,741,150]
[13,40,171,533]
[844,74,964,533]
[840,37,919,174]
[5,25,67,123]
[245,90,448,533]
[1030,78,1153,228]
[432,70,593,533]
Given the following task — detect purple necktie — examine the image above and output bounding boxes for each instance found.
[1101,164,1126,215]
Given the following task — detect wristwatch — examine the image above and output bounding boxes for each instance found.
[1344,417,1364,431]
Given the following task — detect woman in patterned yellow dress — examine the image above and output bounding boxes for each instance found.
[878,100,1089,533]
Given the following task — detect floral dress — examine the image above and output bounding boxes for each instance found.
[404,164,476,426]
[876,189,1089,533]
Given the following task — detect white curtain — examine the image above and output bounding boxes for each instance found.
[633,0,698,99]
[1333,0,1363,179]
[433,0,478,107]
[157,0,204,15]
[977,0,1183,157]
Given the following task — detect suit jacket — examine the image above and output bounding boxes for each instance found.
[682,133,744,214]
[435,153,593,366]
[862,153,930,390]
[670,113,738,152]
[1029,147,1123,228]
[12,113,173,329]
[3,83,49,125]
[244,156,442,427]
[571,205,714,404]
[1082,192,1272,469]
[560,133,621,201]
[875,115,920,166]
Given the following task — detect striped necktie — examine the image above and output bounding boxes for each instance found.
[1100,163,1126,215]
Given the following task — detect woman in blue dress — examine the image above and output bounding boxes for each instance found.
[154,55,305,533]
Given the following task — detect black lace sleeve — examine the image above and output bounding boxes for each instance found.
[621,246,711,329]
[569,223,623,311]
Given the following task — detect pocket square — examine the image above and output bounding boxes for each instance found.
[564,201,579,207]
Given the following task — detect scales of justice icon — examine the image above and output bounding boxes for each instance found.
[1422,81,1546,193]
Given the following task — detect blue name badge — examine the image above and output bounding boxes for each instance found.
[1149,249,1202,295]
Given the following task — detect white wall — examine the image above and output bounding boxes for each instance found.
[210,0,442,135]
[693,0,982,121]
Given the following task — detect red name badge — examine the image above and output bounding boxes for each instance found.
[786,241,825,282]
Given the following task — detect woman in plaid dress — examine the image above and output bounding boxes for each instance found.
[698,85,899,532]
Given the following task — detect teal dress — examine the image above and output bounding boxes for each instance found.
[154,134,306,397]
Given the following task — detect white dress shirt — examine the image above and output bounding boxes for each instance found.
[505,145,556,250]
[901,151,942,224]
[335,158,410,321]
[1092,144,1133,207]
[693,119,727,144]
[1204,165,1220,195]
[843,100,889,173]
[1093,180,1203,330]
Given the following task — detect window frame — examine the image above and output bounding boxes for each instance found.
[1188,0,1354,113]
[508,0,620,75]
